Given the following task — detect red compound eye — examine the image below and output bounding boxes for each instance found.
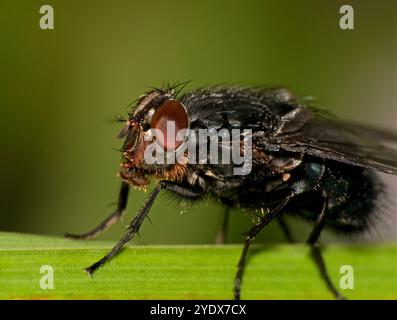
[151,99,188,150]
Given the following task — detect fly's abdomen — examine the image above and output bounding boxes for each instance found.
[323,163,381,233]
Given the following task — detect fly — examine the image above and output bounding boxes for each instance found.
[66,83,397,300]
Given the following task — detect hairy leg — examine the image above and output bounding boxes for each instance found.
[234,195,293,300]
[65,182,130,240]
[84,181,203,276]
[307,197,345,300]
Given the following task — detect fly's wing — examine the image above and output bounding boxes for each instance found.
[275,109,397,175]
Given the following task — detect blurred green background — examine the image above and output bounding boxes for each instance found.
[0,0,396,244]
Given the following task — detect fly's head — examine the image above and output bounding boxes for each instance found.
[118,88,189,189]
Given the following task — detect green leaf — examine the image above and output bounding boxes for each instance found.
[0,232,396,299]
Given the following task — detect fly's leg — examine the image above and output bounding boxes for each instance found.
[234,195,293,300]
[84,181,203,276]
[65,182,130,240]
[307,197,346,300]
[277,216,295,243]
[216,207,230,244]
[84,183,161,275]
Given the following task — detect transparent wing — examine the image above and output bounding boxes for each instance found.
[276,112,397,175]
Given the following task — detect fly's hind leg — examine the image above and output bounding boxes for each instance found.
[307,196,346,300]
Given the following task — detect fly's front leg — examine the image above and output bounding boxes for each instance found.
[84,183,161,275]
[84,181,203,276]
[65,182,130,240]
